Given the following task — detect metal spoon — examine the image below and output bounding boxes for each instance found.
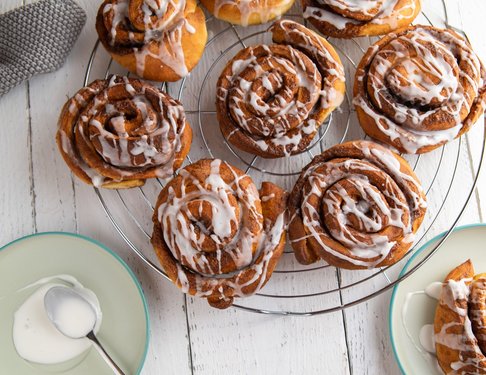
[44,286,126,375]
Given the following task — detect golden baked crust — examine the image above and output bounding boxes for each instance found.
[216,20,345,158]
[200,0,294,26]
[302,0,421,38]
[434,260,486,374]
[354,25,486,154]
[288,140,427,269]
[151,159,287,309]
[96,0,207,82]
[56,76,192,188]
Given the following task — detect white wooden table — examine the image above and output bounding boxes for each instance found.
[2,0,486,374]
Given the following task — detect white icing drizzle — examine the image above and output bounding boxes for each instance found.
[301,162,407,266]
[420,324,436,353]
[212,0,293,26]
[470,278,486,350]
[217,20,344,156]
[290,141,425,268]
[303,0,415,31]
[156,159,285,302]
[274,20,345,109]
[434,277,486,374]
[426,281,443,300]
[103,2,129,45]
[59,131,105,187]
[360,144,427,211]
[225,47,320,138]
[354,26,485,153]
[261,193,275,202]
[59,75,187,186]
[103,0,195,78]
[324,0,383,17]
[401,281,443,372]
[84,93,184,178]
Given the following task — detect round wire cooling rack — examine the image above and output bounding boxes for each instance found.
[84,1,486,315]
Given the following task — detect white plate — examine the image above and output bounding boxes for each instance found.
[389,224,486,374]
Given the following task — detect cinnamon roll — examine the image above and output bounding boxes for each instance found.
[96,0,207,82]
[200,0,294,26]
[434,260,486,374]
[151,159,287,308]
[56,75,192,189]
[354,25,486,154]
[302,0,421,38]
[288,140,427,269]
[216,20,345,158]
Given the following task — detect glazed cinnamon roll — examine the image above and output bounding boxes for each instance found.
[354,25,486,154]
[96,0,207,82]
[200,0,294,26]
[288,140,427,269]
[434,260,486,374]
[151,159,287,308]
[56,75,192,189]
[216,20,345,158]
[302,0,421,38]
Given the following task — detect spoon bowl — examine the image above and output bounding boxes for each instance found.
[44,286,97,339]
[44,286,126,375]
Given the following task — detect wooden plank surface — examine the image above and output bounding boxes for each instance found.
[1,0,485,374]
[0,0,34,245]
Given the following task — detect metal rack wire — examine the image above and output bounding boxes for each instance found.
[84,1,486,315]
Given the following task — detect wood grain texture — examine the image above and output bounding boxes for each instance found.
[0,0,485,374]
[0,1,35,244]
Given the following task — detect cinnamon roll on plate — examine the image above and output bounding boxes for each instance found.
[434,260,486,374]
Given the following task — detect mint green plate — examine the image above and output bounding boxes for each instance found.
[0,232,149,375]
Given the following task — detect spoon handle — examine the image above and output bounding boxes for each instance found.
[87,331,126,375]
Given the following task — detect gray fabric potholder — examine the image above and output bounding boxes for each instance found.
[0,0,86,96]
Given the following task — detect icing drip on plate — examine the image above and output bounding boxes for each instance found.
[400,281,443,372]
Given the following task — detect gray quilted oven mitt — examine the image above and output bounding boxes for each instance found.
[0,0,86,96]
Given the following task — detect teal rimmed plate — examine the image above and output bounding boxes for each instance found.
[0,232,149,375]
[389,224,486,374]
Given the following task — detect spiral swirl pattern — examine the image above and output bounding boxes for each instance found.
[96,0,207,82]
[56,75,192,189]
[354,26,486,154]
[434,260,486,374]
[216,20,345,158]
[288,140,426,269]
[151,159,287,309]
[302,0,420,38]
